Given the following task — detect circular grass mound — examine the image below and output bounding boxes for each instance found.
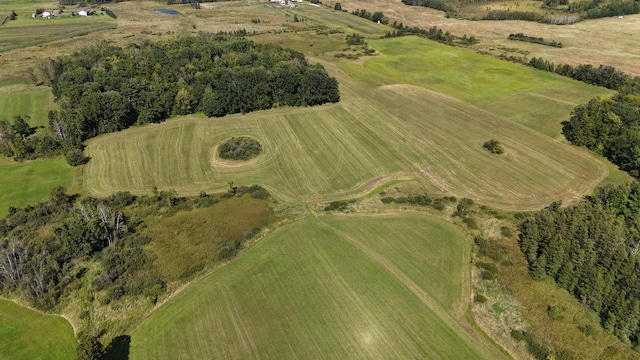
[218,137,262,161]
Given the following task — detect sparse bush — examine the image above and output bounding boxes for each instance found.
[345,33,364,45]
[578,324,595,336]
[248,185,270,199]
[483,139,505,154]
[432,199,446,211]
[394,197,409,203]
[218,137,262,161]
[480,270,496,280]
[510,329,526,341]
[324,200,353,211]
[380,197,394,204]
[462,216,478,229]
[500,226,513,238]
[474,294,487,303]
[65,149,91,166]
[547,304,565,320]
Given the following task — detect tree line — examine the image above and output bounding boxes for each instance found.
[350,8,389,24]
[402,0,639,22]
[6,35,338,165]
[562,82,640,178]
[519,183,640,345]
[528,57,633,90]
[508,33,563,48]
[400,0,457,16]
[384,22,478,46]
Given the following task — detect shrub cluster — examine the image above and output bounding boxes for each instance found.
[385,22,478,46]
[482,139,504,154]
[508,33,563,48]
[218,137,262,161]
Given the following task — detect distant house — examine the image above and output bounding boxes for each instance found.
[76,8,92,16]
[42,11,51,18]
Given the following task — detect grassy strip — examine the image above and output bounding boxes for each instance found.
[0,88,55,127]
[0,18,115,52]
[0,299,76,360]
[0,158,73,217]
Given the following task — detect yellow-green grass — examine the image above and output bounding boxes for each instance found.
[0,88,55,127]
[0,16,116,53]
[142,197,276,282]
[289,4,389,37]
[339,37,610,138]
[0,158,72,217]
[0,299,76,360]
[84,46,609,210]
[130,214,507,359]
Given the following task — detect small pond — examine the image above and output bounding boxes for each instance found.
[154,9,180,15]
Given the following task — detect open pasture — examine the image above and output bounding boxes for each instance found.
[85,37,610,211]
[0,299,75,360]
[0,158,72,217]
[335,0,640,76]
[341,36,609,137]
[0,87,55,127]
[0,16,116,53]
[130,214,506,359]
[289,4,389,37]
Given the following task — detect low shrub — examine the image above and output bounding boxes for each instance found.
[218,137,262,160]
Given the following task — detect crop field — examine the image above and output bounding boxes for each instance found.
[335,0,640,76]
[0,158,72,217]
[341,37,609,138]
[0,16,116,53]
[130,214,506,359]
[289,4,389,37]
[0,88,55,127]
[85,37,611,211]
[0,299,76,360]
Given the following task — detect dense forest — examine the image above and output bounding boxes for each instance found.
[562,83,640,177]
[4,35,339,164]
[519,183,640,344]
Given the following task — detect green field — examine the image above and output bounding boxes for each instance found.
[84,37,611,211]
[130,214,506,359]
[290,5,389,37]
[341,37,610,138]
[0,299,76,360]
[0,158,73,217]
[0,16,116,53]
[0,88,55,127]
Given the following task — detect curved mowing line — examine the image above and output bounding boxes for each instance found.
[84,63,609,211]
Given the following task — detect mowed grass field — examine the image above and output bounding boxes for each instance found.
[341,37,609,138]
[0,88,55,127]
[85,37,611,210]
[0,15,116,53]
[0,299,76,360]
[0,158,72,217]
[130,214,506,359]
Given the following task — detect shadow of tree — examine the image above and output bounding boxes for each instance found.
[103,335,130,360]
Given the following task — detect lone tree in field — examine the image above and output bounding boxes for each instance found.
[483,139,505,154]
